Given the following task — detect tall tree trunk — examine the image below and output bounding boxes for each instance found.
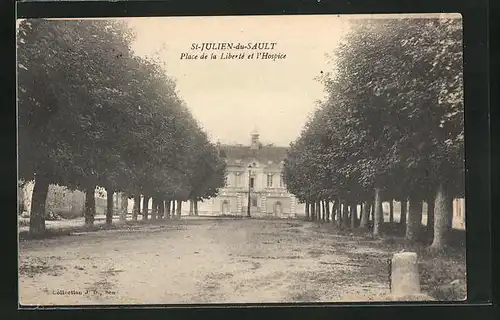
[305,201,310,220]
[29,174,50,236]
[427,197,435,239]
[165,199,171,219]
[350,203,356,229]
[132,195,140,221]
[151,198,157,221]
[389,200,394,223]
[311,201,316,221]
[84,186,96,227]
[318,202,321,221]
[317,201,322,221]
[171,200,176,217]
[105,188,114,226]
[373,188,383,236]
[430,183,453,250]
[142,196,149,220]
[324,201,328,221]
[176,200,182,218]
[194,200,199,216]
[157,199,162,219]
[313,202,316,221]
[360,201,369,229]
[321,201,325,221]
[324,202,328,222]
[189,200,194,216]
[322,201,326,221]
[315,201,319,221]
[114,193,119,216]
[120,193,128,222]
[406,198,423,242]
[325,201,330,222]
[400,199,407,226]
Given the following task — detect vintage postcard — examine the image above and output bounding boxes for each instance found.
[17,13,465,306]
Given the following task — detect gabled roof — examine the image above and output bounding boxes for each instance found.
[219,144,287,166]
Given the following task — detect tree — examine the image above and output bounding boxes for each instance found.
[18,19,140,233]
[283,16,463,246]
[18,19,220,233]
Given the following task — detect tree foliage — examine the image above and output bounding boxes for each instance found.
[283,17,463,243]
[17,19,226,234]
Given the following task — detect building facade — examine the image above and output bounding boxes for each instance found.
[196,132,305,218]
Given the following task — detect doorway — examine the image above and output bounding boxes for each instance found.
[274,201,282,216]
[221,200,230,214]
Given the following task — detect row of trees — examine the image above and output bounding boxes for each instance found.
[17,19,226,236]
[283,17,464,250]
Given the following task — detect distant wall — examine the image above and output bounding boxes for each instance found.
[19,181,107,219]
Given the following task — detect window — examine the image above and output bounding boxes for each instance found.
[234,172,241,187]
[267,174,273,187]
[250,177,255,189]
[280,174,284,187]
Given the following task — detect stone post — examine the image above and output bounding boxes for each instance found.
[389,252,433,301]
[391,252,420,296]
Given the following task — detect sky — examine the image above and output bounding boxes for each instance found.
[127,15,351,146]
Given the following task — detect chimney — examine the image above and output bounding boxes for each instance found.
[250,131,260,150]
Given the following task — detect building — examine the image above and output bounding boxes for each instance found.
[196,132,305,218]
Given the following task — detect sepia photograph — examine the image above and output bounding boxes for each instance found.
[17,13,465,306]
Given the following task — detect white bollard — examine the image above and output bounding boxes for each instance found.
[381,252,436,301]
[391,252,421,296]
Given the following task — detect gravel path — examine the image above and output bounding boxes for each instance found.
[19,218,392,305]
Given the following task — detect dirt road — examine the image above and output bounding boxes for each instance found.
[19,218,392,305]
